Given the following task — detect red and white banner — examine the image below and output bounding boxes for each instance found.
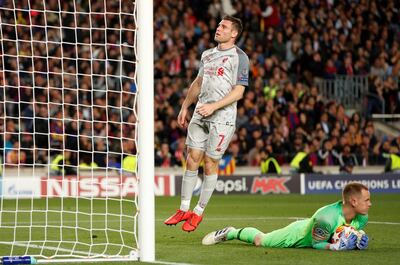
[1,175,176,198]
[41,175,176,197]
[174,175,301,195]
[154,174,175,196]
[41,176,137,197]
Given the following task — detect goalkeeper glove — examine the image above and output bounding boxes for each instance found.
[356,231,369,250]
[330,232,358,250]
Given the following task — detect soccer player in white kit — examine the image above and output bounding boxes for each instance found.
[164,15,250,232]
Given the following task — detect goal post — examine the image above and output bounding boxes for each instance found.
[137,0,155,262]
[0,0,154,263]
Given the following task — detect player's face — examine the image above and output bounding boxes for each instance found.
[353,189,371,215]
[214,20,237,44]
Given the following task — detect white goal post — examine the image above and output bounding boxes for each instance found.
[0,0,154,263]
[137,0,155,262]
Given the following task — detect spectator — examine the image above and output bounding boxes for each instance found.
[50,151,77,176]
[236,106,249,128]
[2,0,398,171]
[339,160,355,174]
[155,143,172,167]
[286,102,300,131]
[338,144,359,169]
[384,145,400,173]
[261,0,281,29]
[122,155,137,174]
[318,139,338,166]
[260,151,281,174]
[171,137,187,167]
[248,139,264,166]
[290,144,314,174]
[318,112,331,135]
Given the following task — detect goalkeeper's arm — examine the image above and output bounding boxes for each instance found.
[310,219,332,250]
[311,219,357,251]
[310,218,354,251]
[312,237,353,250]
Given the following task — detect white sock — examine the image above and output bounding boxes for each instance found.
[180,169,198,211]
[194,174,218,216]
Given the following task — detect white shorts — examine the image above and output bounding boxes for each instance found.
[186,119,235,160]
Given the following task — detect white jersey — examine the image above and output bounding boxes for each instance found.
[193,45,249,125]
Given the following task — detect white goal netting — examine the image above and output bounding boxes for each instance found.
[0,0,143,262]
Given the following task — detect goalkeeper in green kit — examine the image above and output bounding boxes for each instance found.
[202,182,370,250]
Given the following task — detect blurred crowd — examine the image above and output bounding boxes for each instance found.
[0,0,400,172]
[0,0,137,169]
[153,0,400,169]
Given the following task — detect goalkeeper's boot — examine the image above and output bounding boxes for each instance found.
[202,227,235,245]
[182,212,203,232]
[164,210,192,225]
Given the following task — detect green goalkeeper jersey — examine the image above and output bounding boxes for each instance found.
[261,201,368,249]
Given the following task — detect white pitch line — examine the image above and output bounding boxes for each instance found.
[160,216,400,225]
[0,242,194,265]
[2,216,400,226]
[157,216,400,225]
[151,261,195,265]
[368,221,400,225]
[0,241,99,256]
[4,217,301,226]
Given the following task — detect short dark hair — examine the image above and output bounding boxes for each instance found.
[222,15,243,38]
[342,182,368,203]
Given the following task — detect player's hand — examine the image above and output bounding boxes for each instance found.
[340,233,357,250]
[177,108,189,128]
[196,103,216,117]
[356,233,369,250]
[331,232,358,250]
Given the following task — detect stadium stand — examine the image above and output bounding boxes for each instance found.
[153,0,400,169]
[1,0,136,170]
[1,0,399,171]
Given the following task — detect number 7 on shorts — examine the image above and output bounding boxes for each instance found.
[216,134,225,151]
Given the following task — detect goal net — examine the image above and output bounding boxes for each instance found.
[0,0,154,262]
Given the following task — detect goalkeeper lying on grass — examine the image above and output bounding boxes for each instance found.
[202,182,370,250]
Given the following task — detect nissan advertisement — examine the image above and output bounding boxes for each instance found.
[1,173,399,198]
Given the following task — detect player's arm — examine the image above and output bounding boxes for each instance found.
[177,76,203,128]
[311,219,357,251]
[182,76,203,109]
[310,219,332,250]
[196,85,245,117]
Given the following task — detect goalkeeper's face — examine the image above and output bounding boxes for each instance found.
[214,20,238,44]
[353,189,372,215]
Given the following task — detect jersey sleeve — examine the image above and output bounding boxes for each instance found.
[236,52,249,86]
[311,217,333,250]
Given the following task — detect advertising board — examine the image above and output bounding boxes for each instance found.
[303,173,400,194]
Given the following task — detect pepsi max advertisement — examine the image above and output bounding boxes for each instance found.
[174,173,400,195]
[175,175,301,195]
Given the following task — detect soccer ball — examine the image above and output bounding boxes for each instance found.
[331,225,357,244]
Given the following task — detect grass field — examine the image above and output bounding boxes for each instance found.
[1,194,400,265]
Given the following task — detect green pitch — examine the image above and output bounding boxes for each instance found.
[1,194,400,265]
